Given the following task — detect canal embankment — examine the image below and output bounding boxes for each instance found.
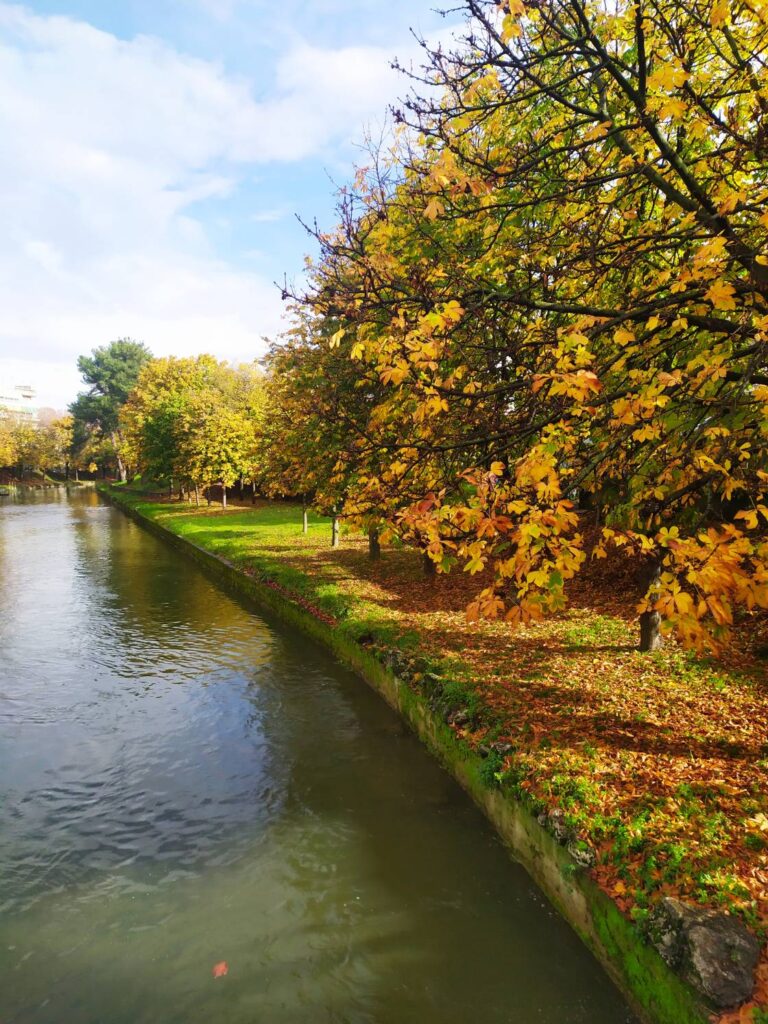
[101,485,767,1024]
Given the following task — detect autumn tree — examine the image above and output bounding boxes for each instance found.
[178,391,256,508]
[121,355,262,505]
[260,312,396,549]
[0,419,16,469]
[289,0,768,651]
[34,416,74,478]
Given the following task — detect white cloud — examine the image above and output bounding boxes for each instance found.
[0,3,429,407]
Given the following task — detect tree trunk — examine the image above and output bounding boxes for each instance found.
[331,515,340,548]
[639,610,662,652]
[251,482,256,505]
[65,460,70,481]
[368,526,381,560]
[168,477,173,499]
[194,485,200,508]
[639,558,663,652]
[423,550,437,578]
[237,476,243,499]
[302,502,309,535]
[221,481,227,509]
[110,431,127,483]
[75,467,79,482]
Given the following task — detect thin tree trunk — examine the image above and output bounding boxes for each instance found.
[368,526,381,560]
[331,514,340,548]
[639,558,663,652]
[111,431,127,483]
[65,460,70,481]
[168,477,173,499]
[194,484,200,507]
[221,481,227,509]
[302,500,309,535]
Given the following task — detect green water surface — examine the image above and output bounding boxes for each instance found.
[0,490,636,1023]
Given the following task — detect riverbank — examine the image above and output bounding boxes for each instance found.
[102,484,768,1024]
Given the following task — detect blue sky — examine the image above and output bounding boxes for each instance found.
[0,1,456,408]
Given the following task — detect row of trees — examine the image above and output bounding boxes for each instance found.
[120,355,264,506]
[263,0,768,652]
[0,414,74,480]
[75,0,768,654]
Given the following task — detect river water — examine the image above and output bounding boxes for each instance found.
[0,490,636,1023]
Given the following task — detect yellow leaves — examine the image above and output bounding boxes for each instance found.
[379,361,409,386]
[532,370,601,402]
[423,197,444,221]
[490,460,506,476]
[704,280,737,310]
[424,394,449,416]
[658,97,687,120]
[441,300,465,324]
[463,542,487,576]
[647,66,688,119]
[657,370,682,388]
[632,423,661,442]
[614,326,636,347]
[673,590,694,615]
[329,328,345,349]
[695,235,728,266]
[466,590,505,622]
[716,190,745,215]
[501,14,522,41]
[611,398,637,426]
[647,63,688,91]
[710,0,730,27]
[582,120,612,142]
[736,509,759,530]
[746,813,768,834]
[500,0,526,42]
[657,526,680,545]
[735,506,768,530]
[419,302,464,340]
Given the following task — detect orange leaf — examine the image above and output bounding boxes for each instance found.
[212,961,229,979]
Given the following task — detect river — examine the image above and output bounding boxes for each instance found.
[0,489,636,1023]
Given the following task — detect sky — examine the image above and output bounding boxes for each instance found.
[0,0,458,410]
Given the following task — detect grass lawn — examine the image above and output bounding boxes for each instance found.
[109,485,768,1020]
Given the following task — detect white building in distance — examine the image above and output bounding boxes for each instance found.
[0,385,38,423]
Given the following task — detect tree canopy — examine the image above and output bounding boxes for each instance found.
[92,0,768,655]
[274,0,768,652]
[70,339,152,480]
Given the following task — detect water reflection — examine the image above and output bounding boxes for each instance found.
[0,490,636,1023]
